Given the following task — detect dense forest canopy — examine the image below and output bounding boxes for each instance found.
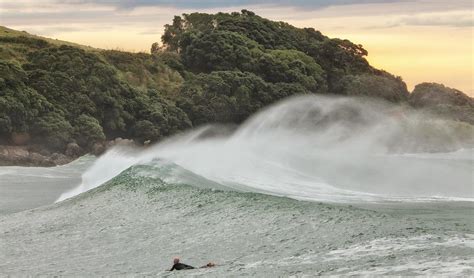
[156,11,411,126]
[0,11,472,155]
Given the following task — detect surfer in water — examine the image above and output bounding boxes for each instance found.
[169,258,216,271]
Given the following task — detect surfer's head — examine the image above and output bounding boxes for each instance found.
[173,257,180,265]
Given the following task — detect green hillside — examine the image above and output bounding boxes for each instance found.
[0,10,472,156]
[0,26,189,151]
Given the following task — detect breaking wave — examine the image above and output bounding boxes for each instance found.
[57,95,474,203]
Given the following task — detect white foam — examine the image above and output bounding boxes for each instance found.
[325,234,474,261]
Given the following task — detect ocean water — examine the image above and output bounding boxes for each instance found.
[0,157,91,215]
[1,96,473,276]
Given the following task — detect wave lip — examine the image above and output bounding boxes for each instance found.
[56,148,140,202]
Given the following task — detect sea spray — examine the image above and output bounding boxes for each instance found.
[56,148,140,201]
[57,95,474,203]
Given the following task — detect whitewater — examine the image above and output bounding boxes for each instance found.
[1,95,473,276]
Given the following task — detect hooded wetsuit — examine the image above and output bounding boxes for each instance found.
[169,263,195,271]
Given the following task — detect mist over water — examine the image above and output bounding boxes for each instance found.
[57,95,474,203]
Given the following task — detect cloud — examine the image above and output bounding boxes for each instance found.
[364,10,474,29]
[58,0,413,10]
[32,26,83,35]
[396,11,474,27]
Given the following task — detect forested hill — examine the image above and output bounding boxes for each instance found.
[0,11,472,161]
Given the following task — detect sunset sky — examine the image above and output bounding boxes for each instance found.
[0,0,472,95]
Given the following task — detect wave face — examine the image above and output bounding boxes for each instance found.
[57,95,474,203]
[4,163,473,276]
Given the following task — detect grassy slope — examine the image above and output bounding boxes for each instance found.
[0,26,183,98]
[0,26,97,50]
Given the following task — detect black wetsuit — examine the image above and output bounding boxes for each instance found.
[169,263,195,271]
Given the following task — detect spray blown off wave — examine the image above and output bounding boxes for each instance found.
[57,95,474,202]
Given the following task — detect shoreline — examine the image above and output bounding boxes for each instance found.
[0,137,136,167]
[0,145,72,167]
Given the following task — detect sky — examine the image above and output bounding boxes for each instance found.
[0,0,473,95]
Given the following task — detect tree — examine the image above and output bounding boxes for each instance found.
[182,30,262,72]
[73,114,106,148]
[162,16,185,52]
[258,49,327,93]
[150,42,160,54]
[337,73,409,102]
[31,112,73,150]
[132,120,160,143]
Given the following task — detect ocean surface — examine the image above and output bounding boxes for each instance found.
[1,96,473,276]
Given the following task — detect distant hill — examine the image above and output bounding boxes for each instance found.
[0,10,472,164]
[0,26,97,51]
